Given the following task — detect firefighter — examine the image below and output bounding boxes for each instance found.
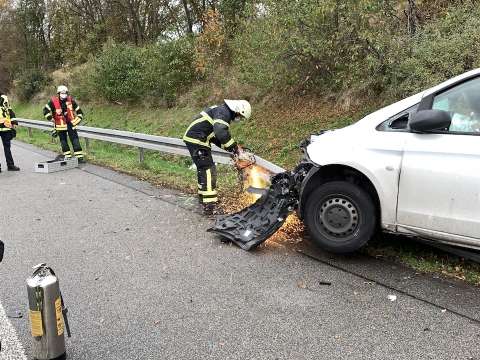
[43,86,85,162]
[0,93,20,172]
[183,99,252,215]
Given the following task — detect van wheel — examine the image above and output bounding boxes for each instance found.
[304,181,377,254]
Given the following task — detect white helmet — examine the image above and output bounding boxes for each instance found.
[224,99,252,120]
[57,85,69,94]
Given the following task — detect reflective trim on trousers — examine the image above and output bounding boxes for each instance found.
[202,197,218,204]
[198,190,217,196]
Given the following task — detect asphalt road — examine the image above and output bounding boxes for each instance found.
[1,141,479,360]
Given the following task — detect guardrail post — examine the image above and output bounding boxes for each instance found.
[85,138,90,153]
[28,128,32,137]
[138,147,144,163]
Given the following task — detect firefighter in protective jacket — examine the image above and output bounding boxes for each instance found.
[0,93,20,172]
[43,86,84,161]
[183,99,252,214]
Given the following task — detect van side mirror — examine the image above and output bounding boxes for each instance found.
[409,110,452,132]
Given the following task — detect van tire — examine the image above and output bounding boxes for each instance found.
[304,181,377,253]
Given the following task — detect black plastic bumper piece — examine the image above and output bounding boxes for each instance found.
[208,163,313,251]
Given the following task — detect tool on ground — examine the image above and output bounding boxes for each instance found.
[208,162,312,250]
[27,264,71,360]
[34,157,79,174]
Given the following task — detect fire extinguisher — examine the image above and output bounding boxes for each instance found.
[26,264,71,360]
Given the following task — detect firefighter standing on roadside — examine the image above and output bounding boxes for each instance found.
[0,93,20,172]
[183,99,252,215]
[43,86,85,162]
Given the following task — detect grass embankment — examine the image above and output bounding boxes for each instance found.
[14,101,480,286]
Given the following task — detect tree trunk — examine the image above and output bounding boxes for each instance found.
[182,0,193,34]
[406,0,418,36]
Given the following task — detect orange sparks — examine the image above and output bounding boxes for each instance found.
[242,164,272,202]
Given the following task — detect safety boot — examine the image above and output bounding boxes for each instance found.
[7,165,20,171]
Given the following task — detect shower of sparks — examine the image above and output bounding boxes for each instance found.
[221,165,305,247]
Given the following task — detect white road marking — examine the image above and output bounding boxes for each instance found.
[0,302,27,360]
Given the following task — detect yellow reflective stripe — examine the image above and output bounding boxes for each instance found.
[206,169,212,192]
[183,113,216,146]
[184,117,210,136]
[198,190,217,196]
[202,197,218,203]
[206,132,215,144]
[183,135,211,148]
[74,151,83,155]
[44,114,52,119]
[0,127,12,131]
[222,139,235,149]
[213,119,230,127]
[75,106,81,111]
[63,151,71,155]
[45,104,51,111]
[200,111,214,124]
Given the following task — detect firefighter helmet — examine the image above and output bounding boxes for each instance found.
[57,85,69,94]
[224,100,252,120]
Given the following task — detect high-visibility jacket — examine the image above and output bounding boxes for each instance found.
[0,95,16,132]
[43,96,83,131]
[183,103,238,152]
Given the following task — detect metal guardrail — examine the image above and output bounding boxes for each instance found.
[15,118,286,174]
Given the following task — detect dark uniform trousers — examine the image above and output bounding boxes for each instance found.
[58,122,83,158]
[0,130,14,167]
[186,143,218,204]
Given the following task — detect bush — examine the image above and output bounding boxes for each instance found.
[231,0,393,96]
[388,5,480,99]
[93,39,196,105]
[16,69,50,101]
[94,41,146,102]
[143,37,197,105]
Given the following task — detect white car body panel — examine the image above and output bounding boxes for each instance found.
[397,133,480,241]
[305,68,480,248]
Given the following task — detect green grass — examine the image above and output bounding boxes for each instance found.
[365,234,480,285]
[15,101,480,286]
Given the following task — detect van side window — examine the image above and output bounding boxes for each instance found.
[432,77,480,134]
[377,104,419,132]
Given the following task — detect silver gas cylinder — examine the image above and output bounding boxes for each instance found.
[26,264,71,360]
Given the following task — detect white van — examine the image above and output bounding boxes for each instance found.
[299,69,480,253]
